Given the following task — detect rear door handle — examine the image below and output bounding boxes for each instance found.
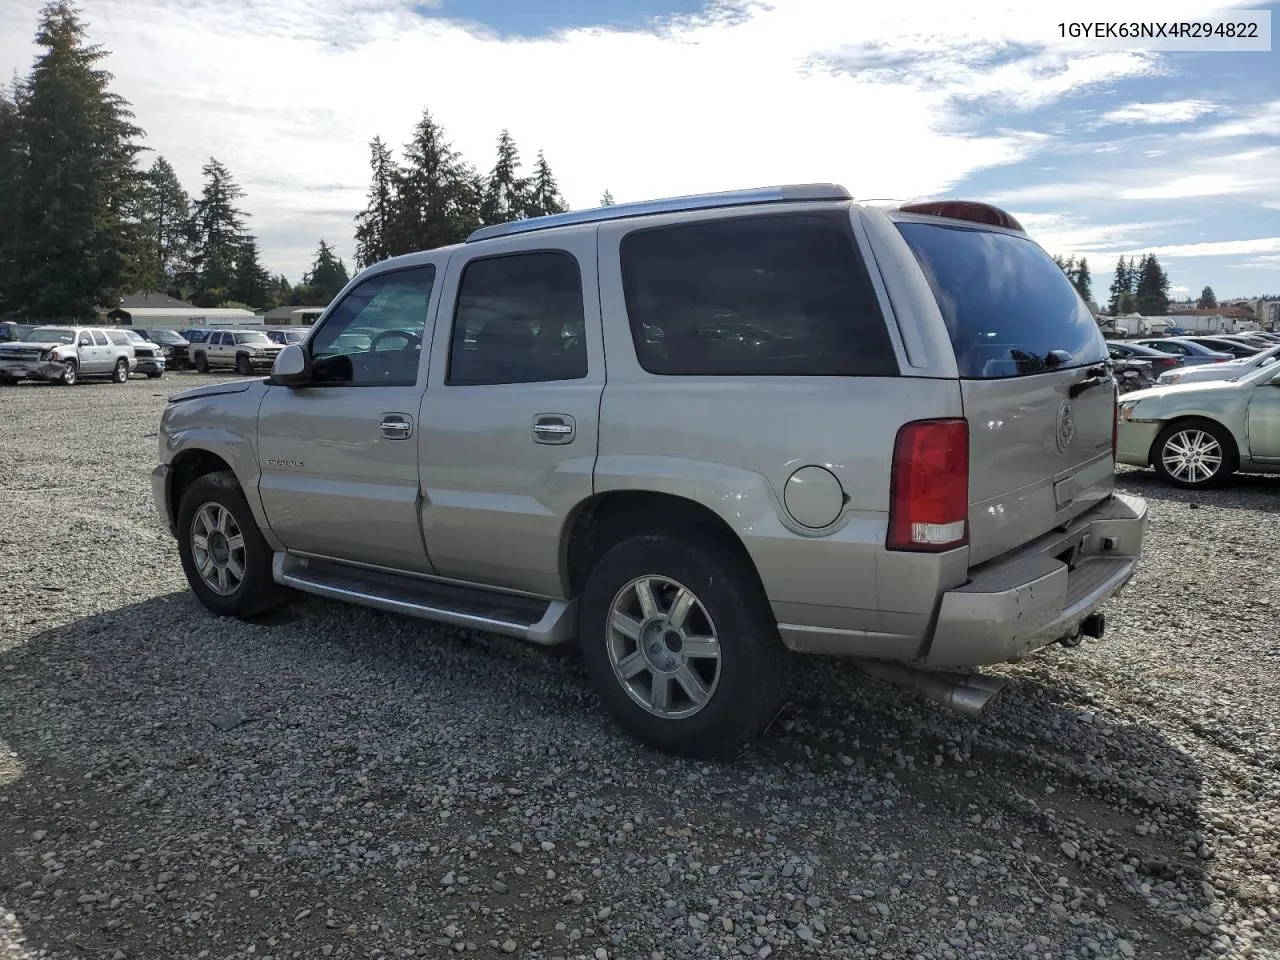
[380,414,414,440]
[532,414,575,445]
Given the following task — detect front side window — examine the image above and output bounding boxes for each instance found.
[447,251,586,386]
[308,265,435,386]
[620,213,896,377]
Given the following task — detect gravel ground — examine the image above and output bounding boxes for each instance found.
[1,373,1277,960]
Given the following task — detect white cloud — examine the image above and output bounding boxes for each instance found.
[1120,238,1280,258]
[1100,99,1218,125]
[1191,100,1280,139]
[0,0,1212,278]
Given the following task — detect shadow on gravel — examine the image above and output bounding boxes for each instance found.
[1116,467,1280,509]
[1,592,1218,959]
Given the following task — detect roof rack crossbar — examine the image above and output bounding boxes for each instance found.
[465,183,852,243]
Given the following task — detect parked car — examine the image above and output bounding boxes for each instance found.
[1156,343,1280,386]
[1113,357,1156,393]
[136,328,192,368]
[151,186,1148,756]
[0,321,34,343]
[0,325,135,385]
[189,328,284,374]
[1106,340,1184,377]
[1182,335,1264,359]
[1117,357,1280,488]
[265,327,309,346]
[109,328,166,378]
[1131,337,1233,366]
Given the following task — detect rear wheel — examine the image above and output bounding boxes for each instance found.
[112,358,129,383]
[194,352,209,373]
[579,532,790,757]
[235,353,252,376]
[177,471,284,618]
[1152,419,1237,489]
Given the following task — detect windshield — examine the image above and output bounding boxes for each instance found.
[234,331,269,344]
[22,327,75,344]
[123,330,147,343]
[896,221,1107,378]
[149,330,182,343]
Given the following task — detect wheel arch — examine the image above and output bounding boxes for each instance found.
[1149,414,1240,467]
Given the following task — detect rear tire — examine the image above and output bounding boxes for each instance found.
[578,532,790,757]
[1151,418,1236,489]
[176,470,284,618]
[194,352,209,373]
[112,358,129,383]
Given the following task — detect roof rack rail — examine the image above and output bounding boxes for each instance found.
[465,183,852,243]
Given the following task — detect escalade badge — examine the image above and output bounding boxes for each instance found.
[264,458,304,470]
[1055,400,1075,452]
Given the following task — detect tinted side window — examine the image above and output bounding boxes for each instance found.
[448,252,586,386]
[106,330,129,346]
[619,214,896,377]
[897,221,1107,379]
[92,330,109,346]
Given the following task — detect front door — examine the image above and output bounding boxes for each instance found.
[1247,367,1280,461]
[418,227,605,598]
[256,262,442,573]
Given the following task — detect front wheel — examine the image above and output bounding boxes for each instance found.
[112,358,129,383]
[57,359,77,385]
[1152,419,1237,488]
[235,353,252,376]
[176,471,284,618]
[579,532,790,757]
[194,352,209,373]
[147,371,162,379]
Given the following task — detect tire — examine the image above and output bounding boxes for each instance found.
[578,532,790,757]
[176,470,284,618]
[147,371,162,379]
[194,352,209,373]
[1151,418,1237,489]
[235,353,252,376]
[57,359,77,385]
[112,358,129,383]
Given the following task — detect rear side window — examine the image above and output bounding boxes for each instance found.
[897,222,1107,378]
[619,213,897,377]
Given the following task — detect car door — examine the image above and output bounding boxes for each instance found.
[1247,367,1280,461]
[256,261,442,573]
[418,225,604,598]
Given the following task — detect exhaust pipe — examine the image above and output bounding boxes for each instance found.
[855,660,1009,716]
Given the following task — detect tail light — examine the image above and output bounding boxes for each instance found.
[1158,357,1178,368]
[887,419,969,552]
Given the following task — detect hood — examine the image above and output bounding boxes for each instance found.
[168,379,260,404]
[0,340,63,351]
[1119,378,1241,404]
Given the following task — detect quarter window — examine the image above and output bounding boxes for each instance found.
[91,330,109,346]
[447,251,587,386]
[619,213,896,377]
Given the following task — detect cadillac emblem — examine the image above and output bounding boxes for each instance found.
[1055,399,1075,452]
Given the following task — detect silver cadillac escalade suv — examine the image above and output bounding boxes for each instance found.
[152,184,1148,756]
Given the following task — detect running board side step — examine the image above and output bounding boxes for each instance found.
[272,553,576,645]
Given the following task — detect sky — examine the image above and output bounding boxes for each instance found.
[0,0,1277,300]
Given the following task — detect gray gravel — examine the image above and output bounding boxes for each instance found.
[1,373,1278,960]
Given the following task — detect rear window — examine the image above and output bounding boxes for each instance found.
[620,213,897,377]
[897,221,1107,379]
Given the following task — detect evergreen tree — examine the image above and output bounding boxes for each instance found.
[1074,257,1092,303]
[600,189,615,207]
[388,109,479,254]
[229,237,271,308]
[1198,285,1217,309]
[1109,256,1138,315]
[301,239,349,304]
[13,0,145,319]
[480,129,527,227]
[353,135,396,268]
[271,274,293,307]
[0,81,21,314]
[1134,253,1170,316]
[522,150,568,219]
[190,157,249,306]
[139,155,193,296]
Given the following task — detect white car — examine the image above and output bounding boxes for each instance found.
[1157,344,1280,386]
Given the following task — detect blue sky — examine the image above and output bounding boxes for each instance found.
[0,0,1276,299]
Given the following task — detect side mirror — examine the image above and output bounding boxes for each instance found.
[269,344,311,387]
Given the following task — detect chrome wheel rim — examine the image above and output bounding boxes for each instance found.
[190,502,246,596]
[1162,429,1223,484]
[606,575,721,720]
[62,361,75,384]
[114,360,127,382]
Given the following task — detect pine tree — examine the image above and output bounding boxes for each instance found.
[139,155,193,296]
[190,157,249,306]
[353,136,396,268]
[13,0,145,319]
[0,81,22,314]
[523,150,568,219]
[600,189,615,207]
[301,239,349,304]
[1075,257,1092,304]
[1198,285,1217,309]
[271,274,293,308]
[1109,256,1140,315]
[480,129,527,227]
[1134,254,1170,316]
[389,109,479,254]
[229,237,271,308]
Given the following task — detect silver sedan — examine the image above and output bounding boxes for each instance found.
[1157,344,1280,386]
[1116,358,1280,488]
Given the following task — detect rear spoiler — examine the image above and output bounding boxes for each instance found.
[897,200,1024,233]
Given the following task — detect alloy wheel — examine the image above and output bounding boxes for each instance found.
[190,502,247,596]
[1161,429,1223,485]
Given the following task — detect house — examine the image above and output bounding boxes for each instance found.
[264,305,326,326]
[101,292,261,330]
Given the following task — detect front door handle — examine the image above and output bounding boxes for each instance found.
[532,414,575,445]
[380,414,413,440]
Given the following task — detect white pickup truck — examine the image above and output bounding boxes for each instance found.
[191,329,284,375]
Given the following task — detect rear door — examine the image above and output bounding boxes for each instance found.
[894,218,1115,565]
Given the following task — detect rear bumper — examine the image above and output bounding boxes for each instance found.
[925,493,1148,667]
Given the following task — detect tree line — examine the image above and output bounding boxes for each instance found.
[1106,254,1171,316]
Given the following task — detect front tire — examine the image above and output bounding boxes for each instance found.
[57,359,77,385]
[147,371,162,379]
[112,358,129,383]
[176,471,284,618]
[235,353,252,376]
[1152,419,1237,489]
[194,352,209,373]
[579,532,790,757]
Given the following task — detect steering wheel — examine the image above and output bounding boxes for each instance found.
[368,329,422,352]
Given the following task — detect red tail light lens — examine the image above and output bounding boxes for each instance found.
[1159,358,1178,367]
[887,419,969,552]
